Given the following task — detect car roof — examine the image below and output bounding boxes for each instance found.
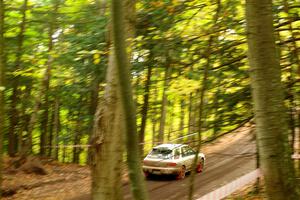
[153,144,186,150]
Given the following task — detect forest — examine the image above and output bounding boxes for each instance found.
[0,0,299,199]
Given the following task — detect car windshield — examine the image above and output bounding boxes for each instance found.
[147,147,173,159]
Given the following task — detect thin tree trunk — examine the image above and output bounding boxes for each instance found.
[151,72,159,147]
[179,98,185,142]
[246,0,299,199]
[188,92,196,144]
[73,109,82,164]
[18,84,32,153]
[40,0,60,156]
[8,0,28,157]
[188,92,193,135]
[47,100,55,157]
[283,1,300,73]
[158,61,171,143]
[139,65,152,157]
[167,100,174,142]
[53,95,60,160]
[22,96,41,156]
[283,0,300,155]
[188,37,212,200]
[0,0,5,196]
[213,86,220,138]
[188,1,221,198]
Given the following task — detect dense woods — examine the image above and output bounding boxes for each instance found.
[0,0,300,199]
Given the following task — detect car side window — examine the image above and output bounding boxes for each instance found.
[182,146,189,157]
[174,148,180,159]
[182,146,195,157]
[187,146,195,155]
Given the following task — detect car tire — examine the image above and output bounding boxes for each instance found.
[196,158,205,173]
[144,171,150,179]
[176,166,186,180]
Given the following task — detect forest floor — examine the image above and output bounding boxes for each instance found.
[2,123,262,200]
[3,157,91,200]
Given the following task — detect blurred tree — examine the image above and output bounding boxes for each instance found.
[246,0,300,199]
[0,0,4,196]
[39,0,61,157]
[110,0,148,199]
[8,0,28,157]
[0,0,298,177]
[90,0,125,198]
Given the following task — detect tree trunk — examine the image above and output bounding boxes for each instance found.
[47,100,55,157]
[246,0,300,199]
[158,62,171,143]
[188,37,212,200]
[18,84,32,153]
[139,65,152,157]
[53,95,60,160]
[179,98,185,142]
[167,100,174,142]
[22,96,41,156]
[188,0,221,198]
[8,0,28,157]
[73,109,82,164]
[90,50,125,200]
[283,0,300,155]
[0,0,5,196]
[213,86,221,138]
[90,0,125,198]
[110,0,148,198]
[40,0,60,157]
[188,92,196,144]
[151,72,159,147]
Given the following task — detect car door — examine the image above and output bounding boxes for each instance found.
[186,146,197,170]
[181,146,194,170]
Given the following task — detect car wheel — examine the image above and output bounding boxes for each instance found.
[144,171,150,179]
[196,158,205,173]
[176,166,186,180]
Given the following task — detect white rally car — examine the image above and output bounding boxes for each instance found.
[143,144,205,179]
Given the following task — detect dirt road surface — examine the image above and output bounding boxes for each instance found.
[74,126,256,200]
[3,126,256,200]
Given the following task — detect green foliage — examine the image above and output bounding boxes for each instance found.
[2,0,299,163]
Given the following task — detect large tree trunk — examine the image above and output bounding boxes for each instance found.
[90,50,124,200]
[0,0,5,196]
[8,0,28,157]
[90,0,123,198]
[246,0,300,199]
[90,1,137,199]
[110,0,148,199]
